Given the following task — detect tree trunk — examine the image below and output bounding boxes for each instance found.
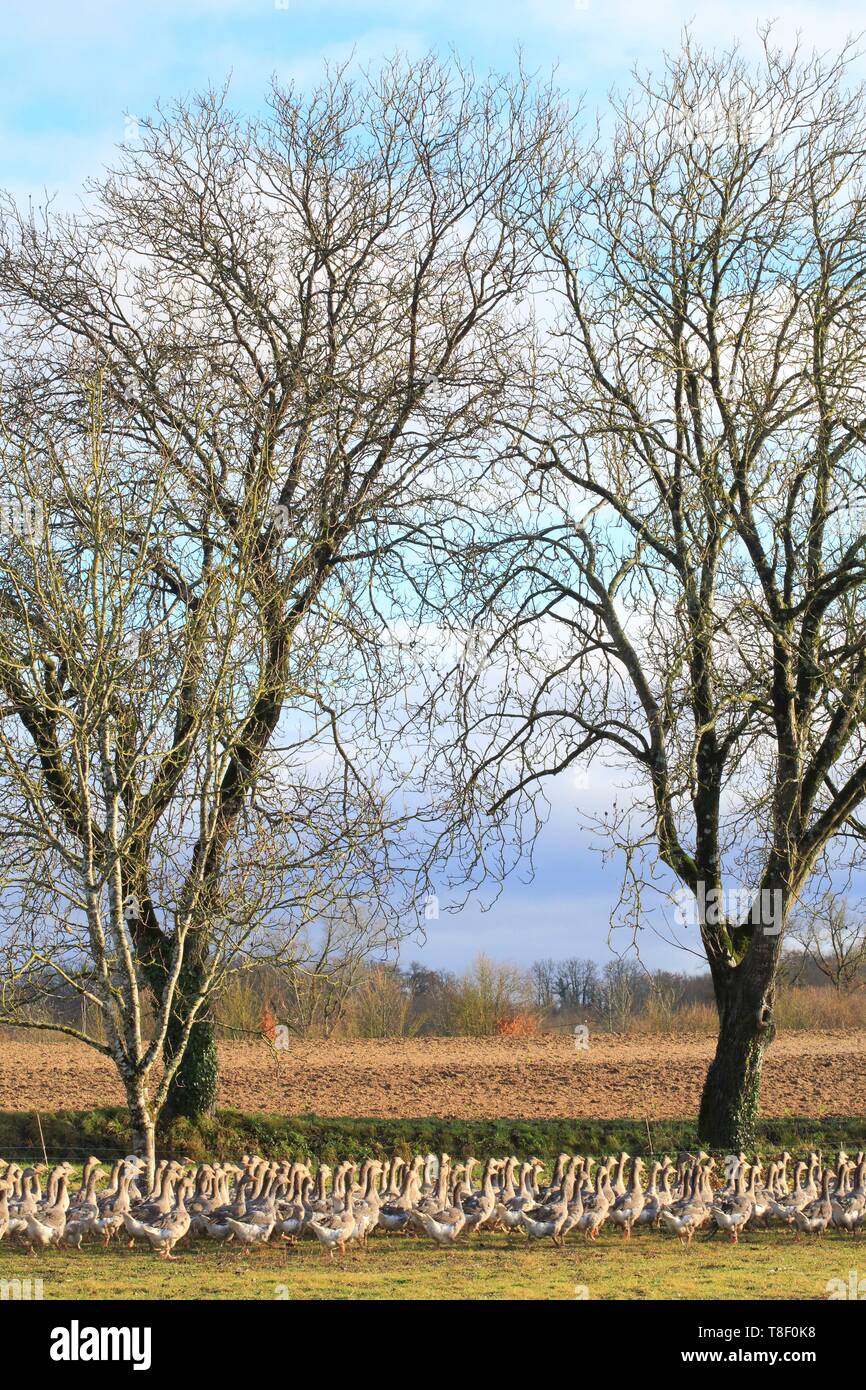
[163,1007,218,1124]
[698,956,777,1149]
[134,911,219,1126]
[160,950,218,1124]
[128,1089,156,1187]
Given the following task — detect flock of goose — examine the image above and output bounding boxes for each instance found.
[1,1148,863,1260]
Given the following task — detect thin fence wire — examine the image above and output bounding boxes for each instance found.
[3,1132,860,1165]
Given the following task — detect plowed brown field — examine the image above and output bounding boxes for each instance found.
[1,1030,863,1117]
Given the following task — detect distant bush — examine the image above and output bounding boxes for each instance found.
[344,966,419,1039]
[621,1001,716,1035]
[496,1012,540,1037]
[215,976,264,1037]
[775,984,866,1031]
[447,956,534,1036]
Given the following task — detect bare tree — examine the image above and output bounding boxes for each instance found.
[280,908,394,1038]
[0,393,402,1172]
[530,957,558,1009]
[601,959,644,1031]
[0,57,548,1119]
[555,958,600,1012]
[435,34,866,1144]
[790,893,866,991]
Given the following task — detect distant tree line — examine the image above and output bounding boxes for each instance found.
[6,937,864,1045]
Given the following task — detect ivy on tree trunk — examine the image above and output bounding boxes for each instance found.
[698,970,777,1149]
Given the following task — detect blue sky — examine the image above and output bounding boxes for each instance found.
[2,0,863,974]
[3,1,865,208]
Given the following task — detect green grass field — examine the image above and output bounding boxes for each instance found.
[0,1228,858,1301]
